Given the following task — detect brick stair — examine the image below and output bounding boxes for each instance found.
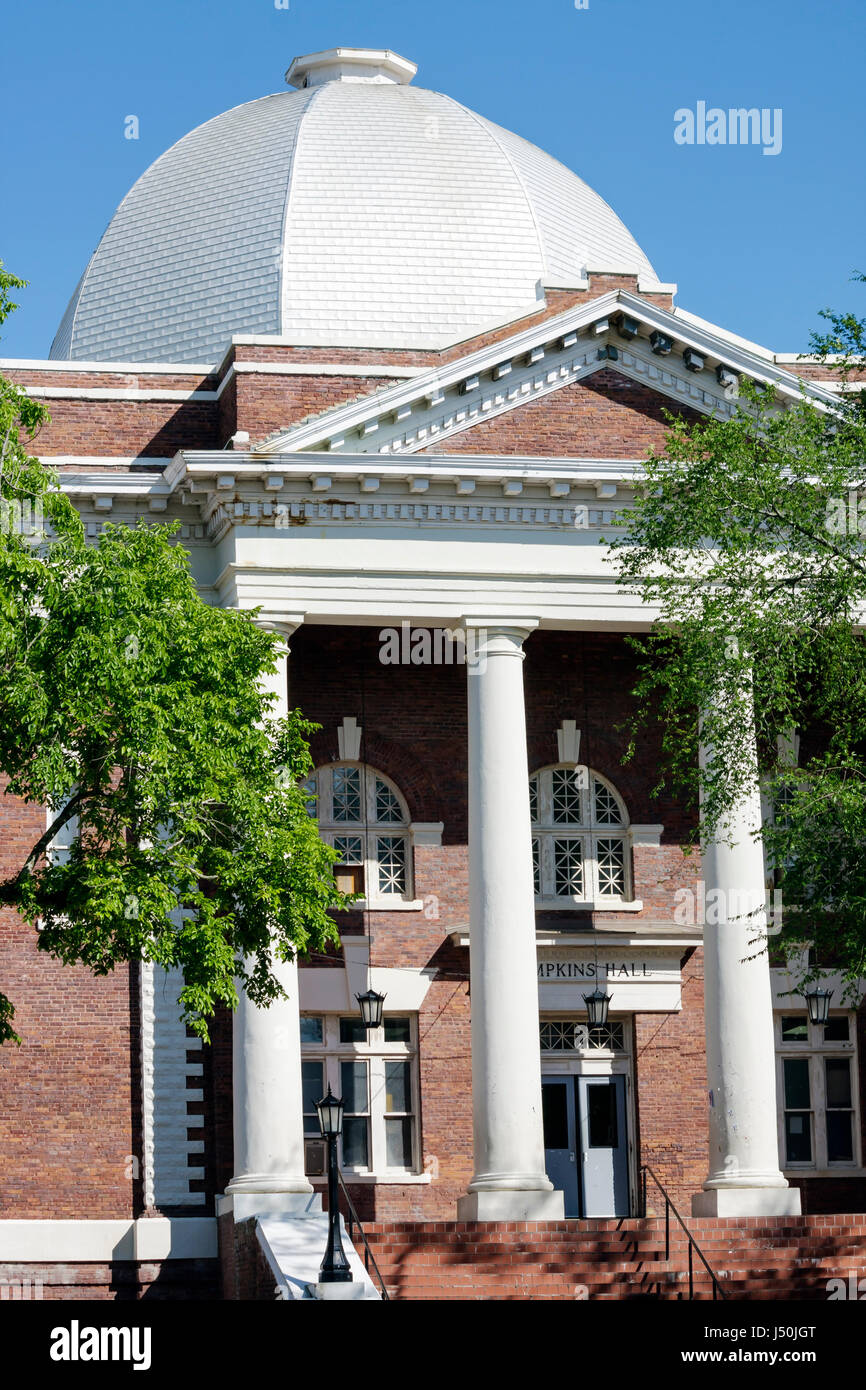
[363,1216,866,1301]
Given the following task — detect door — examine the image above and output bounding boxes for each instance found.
[541,1077,580,1216]
[576,1074,629,1217]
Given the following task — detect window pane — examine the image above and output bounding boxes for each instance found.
[589,1023,625,1052]
[532,837,541,894]
[302,1061,324,1133]
[825,1058,852,1109]
[781,1015,809,1043]
[375,778,403,824]
[383,1016,411,1044]
[554,838,584,896]
[540,1020,578,1051]
[593,779,622,826]
[826,1110,854,1163]
[332,767,362,822]
[332,835,363,864]
[385,1116,413,1169]
[824,1016,850,1042]
[385,1060,411,1113]
[552,768,583,824]
[785,1112,812,1163]
[529,775,539,824]
[542,1083,569,1149]
[783,1057,811,1109]
[300,1016,323,1045]
[375,836,407,894]
[587,1082,618,1148]
[596,837,626,895]
[342,1116,369,1168]
[341,1060,368,1113]
[302,775,317,817]
[339,1017,367,1045]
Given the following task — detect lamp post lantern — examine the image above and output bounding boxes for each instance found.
[314,1087,352,1284]
[583,986,612,1028]
[804,984,834,1027]
[356,988,386,1030]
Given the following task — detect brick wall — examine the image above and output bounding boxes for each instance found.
[421,368,704,458]
[635,949,708,1208]
[0,779,139,1219]
[217,1213,275,1301]
[0,1259,219,1300]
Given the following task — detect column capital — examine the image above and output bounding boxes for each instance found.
[461,617,539,657]
[461,616,540,635]
[249,611,306,642]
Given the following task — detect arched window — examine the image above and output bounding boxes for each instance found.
[530,766,631,905]
[306,763,413,904]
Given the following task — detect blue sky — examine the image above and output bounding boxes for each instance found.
[1,0,863,360]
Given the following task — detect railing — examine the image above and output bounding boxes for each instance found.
[336,1169,391,1301]
[640,1165,727,1300]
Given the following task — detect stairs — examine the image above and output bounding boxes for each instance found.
[363,1216,866,1301]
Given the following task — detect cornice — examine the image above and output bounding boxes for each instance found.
[252,290,839,457]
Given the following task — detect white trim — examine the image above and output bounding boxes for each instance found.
[0,1218,217,1262]
[227,361,424,380]
[629,824,664,847]
[409,821,444,847]
[0,357,217,374]
[537,899,645,912]
[23,385,219,402]
[309,1173,432,1185]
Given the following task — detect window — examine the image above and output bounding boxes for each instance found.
[540,1017,627,1054]
[775,1012,860,1171]
[530,766,631,904]
[304,764,413,904]
[300,1014,419,1176]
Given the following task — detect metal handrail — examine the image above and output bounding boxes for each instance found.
[336,1168,391,1301]
[640,1165,728,1300]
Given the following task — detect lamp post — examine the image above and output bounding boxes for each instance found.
[314,1087,352,1284]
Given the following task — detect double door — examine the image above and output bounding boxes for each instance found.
[542,1073,629,1217]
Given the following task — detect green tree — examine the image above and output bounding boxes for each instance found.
[609,281,866,992]
[0,266,344,1045]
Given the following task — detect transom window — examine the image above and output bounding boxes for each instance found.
[540,1018,626,1054]
[775,1012,861,1170]
[305,763,412,903]
[531,766,631,904]
[301,1014,419,1176]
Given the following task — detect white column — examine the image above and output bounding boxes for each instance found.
[457,619,564,1220]
[226,614,318,1210]
[692,685,800,1217]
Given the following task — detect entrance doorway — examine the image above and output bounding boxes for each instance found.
[542,1074,629,1217]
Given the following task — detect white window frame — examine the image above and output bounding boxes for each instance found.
[300,1014,422,1180]
[774,1011,863,1175]
[307,762,419,908]
[531,765,635,909]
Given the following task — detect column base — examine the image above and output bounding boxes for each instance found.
[218,1192,323,1222]
[457,1189,566,1221]
[225,1171,314,1196]
[691,1187,801,1218]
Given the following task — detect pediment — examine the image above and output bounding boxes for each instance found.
[253,290,837,458]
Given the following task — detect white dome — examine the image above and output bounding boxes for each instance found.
[51,48,662,364]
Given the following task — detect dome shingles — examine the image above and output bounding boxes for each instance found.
[50,65,660,365]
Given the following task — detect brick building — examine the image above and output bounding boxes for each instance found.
[1,47,864,1300]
